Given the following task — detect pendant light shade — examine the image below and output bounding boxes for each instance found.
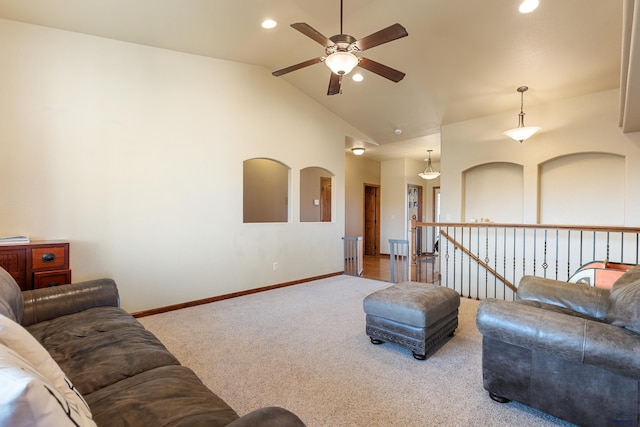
[503,86,540,143]
[418,150,440,180]
[519,0,540,13]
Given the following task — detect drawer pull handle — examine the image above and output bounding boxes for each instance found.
[42,253,56,263]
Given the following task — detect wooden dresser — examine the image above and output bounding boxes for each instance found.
[0,241,71,291]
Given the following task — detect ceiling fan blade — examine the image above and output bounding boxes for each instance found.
[327,73,342,95]
[272,57,323,77]
[291,23,333,47]
[355,23,408,51]
[358,57,406,82]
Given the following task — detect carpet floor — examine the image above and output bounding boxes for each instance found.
[139,275,574,427]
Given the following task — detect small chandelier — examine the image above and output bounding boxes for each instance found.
[325,51,359,75]
[418,150,440,180]
[503,86,540,143]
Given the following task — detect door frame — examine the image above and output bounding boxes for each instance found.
[408,184,423,254]
[320,176,331,222]
[363,184,380,256]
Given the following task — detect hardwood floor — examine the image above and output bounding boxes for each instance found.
[361,254,440,283]
[362,255,391,282]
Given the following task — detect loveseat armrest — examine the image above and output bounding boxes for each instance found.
[21,278,119,326]
[517,275,609,320]
[477,299,640,380]
[227,406,306,427]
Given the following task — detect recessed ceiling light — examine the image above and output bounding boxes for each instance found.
[352,73,364,82]
[394,129,402,135]
[261,19,277,29]
[519,0,539,13]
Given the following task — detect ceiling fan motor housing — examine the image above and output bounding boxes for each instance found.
[326,34,359,55]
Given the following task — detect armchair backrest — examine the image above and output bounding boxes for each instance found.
[606,264,640,334]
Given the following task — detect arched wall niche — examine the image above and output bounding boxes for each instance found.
[539,152,625,225]
[462,162,524,223]
[243,158,290,223]
[300,167,334,223]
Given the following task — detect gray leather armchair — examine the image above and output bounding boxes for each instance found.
[476,265,640,427]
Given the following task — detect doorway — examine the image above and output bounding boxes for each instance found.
[408,184,423,254]
[363,184,380,256]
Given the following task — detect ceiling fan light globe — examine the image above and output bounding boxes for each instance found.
[503,126,540,142]
[325,52,359,75]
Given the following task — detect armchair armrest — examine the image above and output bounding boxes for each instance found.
[227,407,305,427]
[517,275,609,320]
[477,299,640,381]
[21,278,119,326]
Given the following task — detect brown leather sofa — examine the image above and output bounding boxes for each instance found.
[0,266,305,426]
[476,265,640,427]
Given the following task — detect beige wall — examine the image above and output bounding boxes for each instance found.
[379,158,441,254]
[344,154,380,238]
[463,162,523,223]
[0,19,369,312]
[441,89,640,226]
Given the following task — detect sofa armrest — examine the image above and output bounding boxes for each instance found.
[477,299,640,380]
[517,275,609,320]
[21,278,119,326]
[227,407,306,427]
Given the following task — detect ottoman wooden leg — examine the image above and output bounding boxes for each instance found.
[489,391,510,403]
[412,352,427,361]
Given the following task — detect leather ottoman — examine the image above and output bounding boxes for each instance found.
[363,282,460,360]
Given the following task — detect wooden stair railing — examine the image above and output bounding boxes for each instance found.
[409,216,640,300]
[439,228,516,293]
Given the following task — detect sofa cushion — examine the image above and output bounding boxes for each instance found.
[606,265,640,334]
[0,267,23,323]
[0,342,96,427]
[84,365,240,427]
[26,306,180,395]
[0,314,93,420]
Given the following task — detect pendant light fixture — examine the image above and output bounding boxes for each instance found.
[418,150,440,180]
[519,0,540,14]
[503,86,541,143]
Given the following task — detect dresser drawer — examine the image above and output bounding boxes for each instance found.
[32,246,67,270]
[0,250,27,290]
[33,270,72,289]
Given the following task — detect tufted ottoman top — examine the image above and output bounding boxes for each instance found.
[363,282,460,328]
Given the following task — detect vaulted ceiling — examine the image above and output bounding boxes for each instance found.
[0,0,636,161]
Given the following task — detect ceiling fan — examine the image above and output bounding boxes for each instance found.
[271,0,408,95]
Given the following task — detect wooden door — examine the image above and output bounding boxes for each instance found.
[320,177,331,222]
[364,184,380,256]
